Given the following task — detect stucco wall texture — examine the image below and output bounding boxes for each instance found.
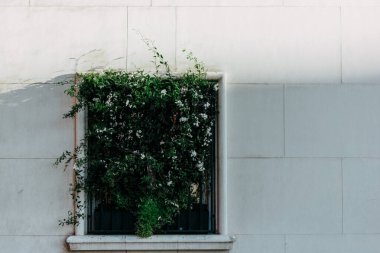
[1,0,380,252]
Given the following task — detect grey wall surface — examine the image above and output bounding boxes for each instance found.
[1,0,380,252]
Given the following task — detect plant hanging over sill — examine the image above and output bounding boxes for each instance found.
[55,43,218,238]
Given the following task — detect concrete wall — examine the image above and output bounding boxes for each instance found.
[1,0,380,252]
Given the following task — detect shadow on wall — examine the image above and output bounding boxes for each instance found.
[0,75,79,245]
[0,74,76,159]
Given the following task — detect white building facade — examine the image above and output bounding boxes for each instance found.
[1,0,380,252]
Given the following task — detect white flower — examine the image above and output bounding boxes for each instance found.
[161,89,167,96]
[193,119,200,127]
[106,94,113,105]
[175,100,184,107]
[170,201,179,208]
[125,100,130,107]
[190,150,197,158]
[140,153,145,159]
[206,127,212,136]
[200,113,208,120]
[160,140,165,145]
[96,127,107,133]
[136,130,142,138]
[172,156,177,160]
[196,162,205,172]
[204,102,210,108]
[179,117,188,122]
[167,181,173,186]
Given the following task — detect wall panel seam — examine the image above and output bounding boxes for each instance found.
[126,7,129,71]
[174,7,178,71]
[283,84,286,157]
[341,158,344,234]
[339,6,343,84]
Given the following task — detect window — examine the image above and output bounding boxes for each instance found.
[66,73,232,251]
[85,89,217,234]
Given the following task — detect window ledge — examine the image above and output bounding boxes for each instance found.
[66,234,235,251]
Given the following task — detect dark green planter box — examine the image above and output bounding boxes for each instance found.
[92,204,209,234]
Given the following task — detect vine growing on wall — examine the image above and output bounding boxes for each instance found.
[55,43,218,237]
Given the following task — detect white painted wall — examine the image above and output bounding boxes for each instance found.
[1,1,380,252]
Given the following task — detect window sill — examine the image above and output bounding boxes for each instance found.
[66,234,235,251]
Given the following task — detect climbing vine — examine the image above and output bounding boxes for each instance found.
[56,46,217,237]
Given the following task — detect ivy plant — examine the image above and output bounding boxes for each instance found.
[56,46,218,237]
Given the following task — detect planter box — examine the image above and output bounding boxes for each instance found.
[93,208,136,233]
[91,204,209,234]
[167,204,209,232]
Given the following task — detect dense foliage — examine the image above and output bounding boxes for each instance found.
[56,51,218,237]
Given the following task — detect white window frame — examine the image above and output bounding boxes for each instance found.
[66,72,234,251]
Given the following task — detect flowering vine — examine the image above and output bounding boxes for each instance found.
[56,48,218,237]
